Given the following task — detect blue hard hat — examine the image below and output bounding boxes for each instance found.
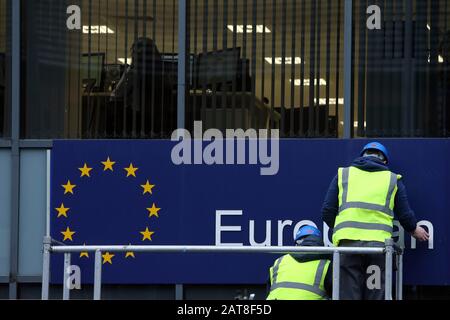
[294,225,322,243]
[360,142,389,163]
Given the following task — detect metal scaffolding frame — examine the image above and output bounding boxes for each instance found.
[41,236,403,301]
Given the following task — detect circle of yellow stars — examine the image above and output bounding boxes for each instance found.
[57,156,162,265]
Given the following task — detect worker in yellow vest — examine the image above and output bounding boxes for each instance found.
[322,142,429,300]
[267,225,332,300]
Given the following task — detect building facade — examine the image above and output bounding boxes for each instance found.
[0,0,449,299]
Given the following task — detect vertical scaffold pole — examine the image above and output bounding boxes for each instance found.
[94,250,102,300]
[332,250,340,300]
[385,239,394,300]
[63,253,71,300]
[41,236,52,300]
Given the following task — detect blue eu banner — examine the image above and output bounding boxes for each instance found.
[50,139,450,285]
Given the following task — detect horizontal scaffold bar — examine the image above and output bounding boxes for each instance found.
[50,245,386,255]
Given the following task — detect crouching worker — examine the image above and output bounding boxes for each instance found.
[267,225,333,300]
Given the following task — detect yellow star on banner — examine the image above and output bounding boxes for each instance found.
[140,227,155,241]
[146,203,161,218]
[102,252,115,265]
[124,163,139,177]
[141,180,155,195]
[125,244,135,258]
[80,244,89,258]
[102,157,116,171]
[79,163,93,177]
[62,180,76,195]
[61,227,75,241]
[55,203,70,218]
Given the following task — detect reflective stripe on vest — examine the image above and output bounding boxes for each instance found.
[340,167,398,217]
[269,256,328,299]
[333,221,393,234]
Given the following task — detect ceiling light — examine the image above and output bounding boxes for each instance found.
[227,25,271,33]
[315,98,344,105]
[265,57,302,65]
[118,58,133,65]
[340,121,367,127]
[428,54,445,64]
[83,25,115,34]
[290,78,327,86]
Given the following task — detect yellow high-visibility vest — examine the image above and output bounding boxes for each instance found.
[267,254,330,300]
[333,166,401,246]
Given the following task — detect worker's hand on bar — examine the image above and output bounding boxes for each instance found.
[412,226,430,242]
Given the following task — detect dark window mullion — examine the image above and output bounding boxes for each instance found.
[383,0,394,136]
[443,0,449,136]
[250,0,257,130]
[325,0,332,137]
[160,0,167,136]
[299,0,306,137]
[77,0,83,138]
[212,0,218,129]
[402,0,413,136]
[314,0,321,137]
[308,0,316,137]
[201,0,208,127]
[76,0,83,138]
[270,1,276,130]
[260,0,266,131]
[141,0,148,137]
[392,0,403,135]
[428,0,439,137]
[335,0,342,136]
[113,0,119,138]
[104,0,110,138]
[67,1,73,138]
[222,0,228,131]
[150,0,156,137]
[192,0,199,125]
[95,0,102,138]
[87,0,92,139]
[241,0,248,128]
[280,0,287,137]
[289,0,296,138]
[132,0,139,138]
[123,0,129,137]
[231,0,237,126]
[356,0,367,137]
[169,0,176,137]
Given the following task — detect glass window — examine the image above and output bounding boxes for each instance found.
[21,0,178,139]
[20,0,449,140]
[0,0,10,138]
[186,0,345,138]
[353,0,450,137]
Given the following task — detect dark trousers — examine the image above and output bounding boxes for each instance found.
[339,240,385,300]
